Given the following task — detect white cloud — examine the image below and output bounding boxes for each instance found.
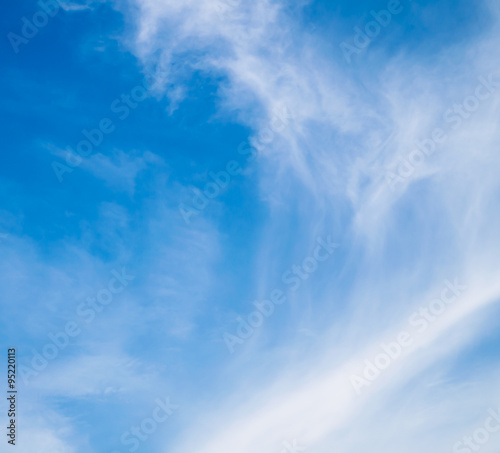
[105,0,500,452]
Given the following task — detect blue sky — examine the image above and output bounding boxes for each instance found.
[2,0,500,452]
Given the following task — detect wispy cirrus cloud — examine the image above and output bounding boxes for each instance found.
[3,0,500,451]
[101,0,500,452]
